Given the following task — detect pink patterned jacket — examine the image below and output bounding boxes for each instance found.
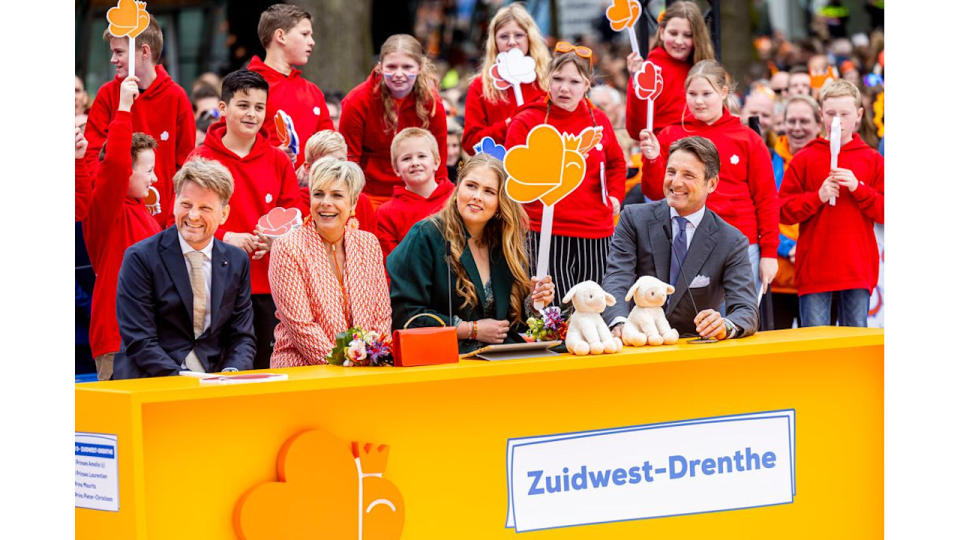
[268,225,391,367]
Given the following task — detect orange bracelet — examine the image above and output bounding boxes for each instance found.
[470,321,479,340]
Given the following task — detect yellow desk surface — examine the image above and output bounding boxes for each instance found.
[76,327,883,538]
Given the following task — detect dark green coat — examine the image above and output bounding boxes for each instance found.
[386,218,525,353]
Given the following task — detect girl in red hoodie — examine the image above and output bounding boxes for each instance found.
[625,1,715,138]
[638,60,780,296]
[462,3,550,153]
[340,34,447,207]
[505,47,626,302]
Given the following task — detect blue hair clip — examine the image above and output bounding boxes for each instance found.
[472,137,506,161]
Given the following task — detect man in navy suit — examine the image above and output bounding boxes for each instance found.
[602,136,758,340]
[114,158,256,378]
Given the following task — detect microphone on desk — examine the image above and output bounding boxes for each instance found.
[663,224,700,316]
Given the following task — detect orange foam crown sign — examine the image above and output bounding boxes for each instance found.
[106,0,150,39]
[504,124,591,207]
[606,0,642,32]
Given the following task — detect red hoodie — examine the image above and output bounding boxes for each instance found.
[462,75,546,153]
[505,98,626,239]
[779,134,884,295]
[626,47,692,139]
[375,180,454,258]
[82,111,162,358]
[75,157,93,222]
[641,109,779,257]
[340,70,448,199]
[247,56,334,169]
[188,120,304,295]
[83,66,196,228]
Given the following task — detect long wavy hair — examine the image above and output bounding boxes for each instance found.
[375,34,439,131]
[652,1,715,65]
[432,154,530,324]
[479,3,551,102]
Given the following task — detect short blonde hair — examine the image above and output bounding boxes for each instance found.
[818,79,861,106]
[309,157,365,206]
[390,127,440,168]
[303,130,347,164]
[174,158,234,205]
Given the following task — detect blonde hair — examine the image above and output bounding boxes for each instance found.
[480,3,551,102]
[376,34,439,131]
[309,157,365,206]
[303,130,346,164]
[652,1,715,64]
[390,127,441,168]
[175,158,234,205]
[432,154,530,324]
[818,79,862,106]
[685,60,739,113]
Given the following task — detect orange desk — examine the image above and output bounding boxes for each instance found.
[76,327,882,538]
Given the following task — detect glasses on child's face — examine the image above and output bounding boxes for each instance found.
[554,41,593,61]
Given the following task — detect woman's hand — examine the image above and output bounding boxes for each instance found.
[609,196,621,218]
[626,52,644,75]
[638,129,660,160]
[759,257,778,294]
[476,319,511,343]
[530,275,556,307]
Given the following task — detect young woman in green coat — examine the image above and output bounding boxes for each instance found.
[387,153,555,353]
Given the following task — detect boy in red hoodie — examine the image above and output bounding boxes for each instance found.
[188,69,304,369]
[375,128,454,258]
[248,3,333,169]
[780,80,884,327]
[82,76,162,380]
[83,16,196,227]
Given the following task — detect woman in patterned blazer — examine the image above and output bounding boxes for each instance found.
[268,158,392,366]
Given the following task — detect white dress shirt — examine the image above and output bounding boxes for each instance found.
[178,232,213,334]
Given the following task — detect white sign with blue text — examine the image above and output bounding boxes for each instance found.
[505,410,795,532]
[75,432,119,512]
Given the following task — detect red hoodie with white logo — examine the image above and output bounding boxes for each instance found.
[83,66,196,227]
[463,75,546,153]
[642,109,780,258]
[247,56,334,169]
[779,134,884,295]
[626,47,693,138]
[375,180,455,258]
[188,120,304,294]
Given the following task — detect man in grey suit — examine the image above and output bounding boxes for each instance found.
[602,136,758,340]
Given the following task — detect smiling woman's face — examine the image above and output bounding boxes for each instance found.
[456,166,500,231]
[310,178,352,240]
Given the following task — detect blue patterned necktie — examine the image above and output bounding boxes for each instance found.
[669,216,689,286]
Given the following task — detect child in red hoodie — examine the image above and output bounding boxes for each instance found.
[375,128,455,258]
[82,77,162,380]
[188,69,303,369]
[83,16,195,228]
[780,80,884,327]
[340,34,447,207]
[248,4,333,169]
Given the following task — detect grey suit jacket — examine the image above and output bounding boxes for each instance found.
[602,200,758,338]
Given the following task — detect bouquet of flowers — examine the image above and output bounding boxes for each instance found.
[525,306,568,342]
[325,328,394,366]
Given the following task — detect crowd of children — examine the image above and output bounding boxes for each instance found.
[75,2,884,377]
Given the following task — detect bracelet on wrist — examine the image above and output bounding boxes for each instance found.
[470,321,479,341]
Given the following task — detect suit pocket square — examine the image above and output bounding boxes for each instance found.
[689,275,710,288]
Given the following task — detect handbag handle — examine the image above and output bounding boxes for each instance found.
[403,312,447,329]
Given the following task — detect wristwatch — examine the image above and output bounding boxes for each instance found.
[722,318,738,340]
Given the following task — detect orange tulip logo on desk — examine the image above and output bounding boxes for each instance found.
[106,0,150,38]
[235,428,404,539]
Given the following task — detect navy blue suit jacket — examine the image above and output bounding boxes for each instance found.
[113,226,256,379]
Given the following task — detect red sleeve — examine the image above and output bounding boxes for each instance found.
[779,153,823,225]
[600,113,626,202]
[355,193,376,233]
[82,86,113,180]
[462,81,508,152]
[746,133,780,258]
[849,156,884,223]
[374,205,398,260]
[339,91,365,166]
[430,94,449,182]
[505,111,534,149]
[75,158,93,222]
[314,88,335,133]
[175,92,197,170]
[86,112,133,237]
[625,77,648,141]
[640,128,671,200]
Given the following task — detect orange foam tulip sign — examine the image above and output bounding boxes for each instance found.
[504,124,591,207]
[235,428,405,539]
[106,0,150,39]
[606,0,642,55]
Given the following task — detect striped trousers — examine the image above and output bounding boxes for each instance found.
[526,232,612,306]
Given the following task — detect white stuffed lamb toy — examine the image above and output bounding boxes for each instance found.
[563,280,623,355]
[622,275,680,346]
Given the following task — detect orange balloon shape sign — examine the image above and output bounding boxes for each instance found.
[235,428,404,540]
[107,0,150,39]
[504,124,604,207]
[606,0,642,32]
